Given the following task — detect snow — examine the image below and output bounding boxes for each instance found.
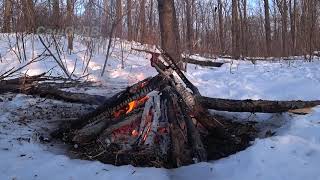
[1,34,320,180]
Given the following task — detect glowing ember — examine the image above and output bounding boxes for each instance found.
[158,127,167,134]
[113,110,123,118]
[142,124,152,142]
[131,129,139,137]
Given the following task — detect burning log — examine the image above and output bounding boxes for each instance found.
[53,49,222,168]
[69,75,166,129]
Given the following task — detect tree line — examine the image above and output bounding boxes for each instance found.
[1,0,319,58]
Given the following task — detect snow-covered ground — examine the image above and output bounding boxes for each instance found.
[1,34,320,180]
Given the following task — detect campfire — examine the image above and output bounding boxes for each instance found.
[52,49,257,168]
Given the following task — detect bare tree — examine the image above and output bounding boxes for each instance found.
[241,0,248,56]
[52,0,60,29]
[147,0,155,44]
[67,0,74,52]
[116,0,123,38]
[21,0,36,32]
[2,0,320,58]
[276,0,289,57]
[139,0,147,43]
[127,0,133,41]
[2,0,13,33]
[289,0,297,55]
[217,0,225,54]
[157,0,184,70]
[264,0,272,56]
[185,0,193,54]
[232,0,240,58]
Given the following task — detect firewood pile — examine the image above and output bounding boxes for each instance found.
[51,49,258,168]
[48,49,320,168]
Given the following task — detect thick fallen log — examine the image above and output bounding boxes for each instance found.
[182,58,224,67]
[5,74,319,114]
[30,86,107,105]
[0,74,106,105]
[199,96,320,113]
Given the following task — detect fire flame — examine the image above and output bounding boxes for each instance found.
[126,96,149,114]
[113,96,149,118]
[126,101,137,114]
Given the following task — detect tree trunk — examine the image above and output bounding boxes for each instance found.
[147,0,155,44]
[139,0,146,43]
[238,0,243,56]
[22,0,36,32]
[67,0,74,52]
[218,0,225,54]
[282,0,288,57]
[2,0,13,33]
[185,0,193,54]
[231,0,240,59]
[289,0,296,55]
[127,0,133,41]
[52,0,60,29]
[277,0,288,57]
[157,0,184,70]
[264,0,272,56]
[116,0,123,38]
[242,0,248,56]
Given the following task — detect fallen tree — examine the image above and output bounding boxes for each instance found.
[0,74,106,105]
[182,57,224,67]
[1,74,319,114]
[199,97,320,113]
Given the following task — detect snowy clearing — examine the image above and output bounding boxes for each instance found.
[1,36,320,180]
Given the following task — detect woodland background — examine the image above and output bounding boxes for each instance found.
[1,0,319,58]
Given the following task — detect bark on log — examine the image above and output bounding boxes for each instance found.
[0,74,105,105]
[162,88,192,166]
[199,96,320,113]
[165,87,207,162]
[30,86,107,105]
[182,58,224,67]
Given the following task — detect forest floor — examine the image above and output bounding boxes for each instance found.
[1,34,320,180]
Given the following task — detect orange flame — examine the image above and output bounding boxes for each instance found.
[113,96,149,118]
[126,96,149,114]
[126,101,137,114]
